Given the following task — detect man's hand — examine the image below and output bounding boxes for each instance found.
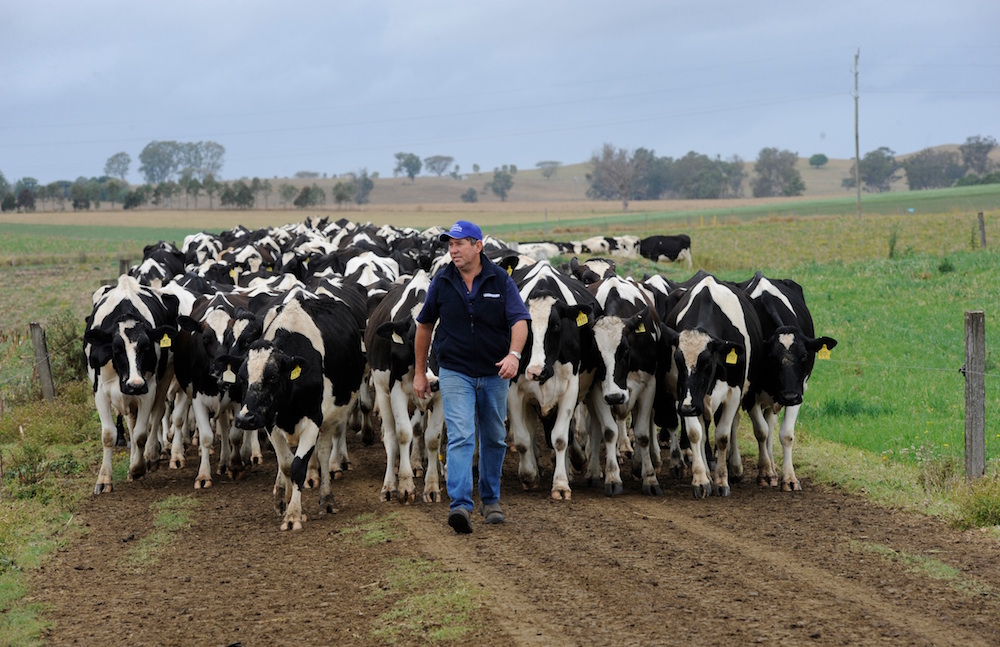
[413,371,430,399]
[496,353,520,380]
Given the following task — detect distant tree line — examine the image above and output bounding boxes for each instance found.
[1,136,996,214]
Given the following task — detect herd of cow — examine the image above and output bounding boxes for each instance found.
[82,217,835,530]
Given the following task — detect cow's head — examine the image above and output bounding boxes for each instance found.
[84,319,176,396]
[673,328,743,417]
[592,305,651,406]
[763,326,838,406]
[523,295,592,384]
[233,341,305,431]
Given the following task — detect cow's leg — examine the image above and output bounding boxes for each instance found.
[282,424,319,531]
[315,426,338,515]
[328,420,350,479]
[241,427,264,466]
[217,408,231,476]
[569,402,589,475]
[192,398,214,489]
[710,390,741,497]
[548,385,579,501]
[389,385,416,504]
[631,384,661,496]
[726,410,743,483]
[374,384,399,501]
[778,404,802,491]
[507,388,540,490]
[748,402,778,487]
[684,415,711,498]
[422,396,445,503]
[409,409,425,479]
[128,395,156,481]
[168,390,190,469]
[93,389,118,494]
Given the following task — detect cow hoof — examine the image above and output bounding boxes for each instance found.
[714,484,731,497]
[413,467,424,479]
[520,481,538,491]
[332,470,343,480]
[605,482,623,497]
[319,497,338,515]
[93,482,113,495]
[757,475,775,487]
[550,489,572,501]
[692,484,711,499]
[280,519,304,531]
[380,489,394,502]
[251,455,263,466]
[170,459,184,470]
[423,490,440,503]
[783,480,802,492]
[642,483,662,496]
[400,490,415,505]
[194,478,212,489]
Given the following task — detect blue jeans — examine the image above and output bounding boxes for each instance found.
[438,366,509,513]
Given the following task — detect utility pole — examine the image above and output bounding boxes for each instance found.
[852,48,862,220]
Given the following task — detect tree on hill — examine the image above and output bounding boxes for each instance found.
[352,169,374,205]
[669,151,745,199]
[843,147,899,193]
[104,152,131,181]
[808,154,829,169]
[486,166,514,201]
[460,188,479,203]
[394,152,422,182]
[751,148,804,197]
[586,143,648,211]
[900,148,965,190]
[959,135,997,176]
[536,161,561,179]
[332,180,355,208]
[279,183,298,207]
[423,155,454,177]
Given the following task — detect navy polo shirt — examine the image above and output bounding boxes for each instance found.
[417,254,530,378]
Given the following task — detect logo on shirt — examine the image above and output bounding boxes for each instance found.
[483,292,501,298]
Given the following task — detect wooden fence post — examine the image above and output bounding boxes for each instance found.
[119,258,131,277]
[978,212,987,248]
[964,311,986,480]
[29,322,56,402]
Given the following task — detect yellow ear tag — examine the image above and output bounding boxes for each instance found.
[576,312,588,327]
[266,265,273,272]
[636,323,646,334]
[507,266,513,276]
[290,365,302,380]
[818,344,831,360]
[725,348,738,365]
[223,366,237,384]
[391,332,404,345]
[159,333,172,348]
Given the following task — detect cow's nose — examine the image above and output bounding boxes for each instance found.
[234,408,260,430]
[679,404,700,417]
[604,392,626,406]
[121,381,148,396]
[780,392,803,406]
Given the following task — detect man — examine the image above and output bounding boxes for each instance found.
[413,220,529,534]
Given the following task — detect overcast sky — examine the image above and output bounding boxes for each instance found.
[2,1,997,186]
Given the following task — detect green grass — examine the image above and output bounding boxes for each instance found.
[367,557,481,644]
[121,495,200,571]
[851,539,997,599]
[337,512,405,546]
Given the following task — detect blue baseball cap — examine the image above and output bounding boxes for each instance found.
[439,220,483,242]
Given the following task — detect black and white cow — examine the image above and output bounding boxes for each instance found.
[84,275,179,494]
[364,270,446,504]
[639,235,693,268]
[665,273,762,498]
[508,260,598,500]
[585,276,662,495]
[738,271,837,491]
[233,294,364,530]
[567,257,617,286]
[172,291,256,488]
[580,235,641,259]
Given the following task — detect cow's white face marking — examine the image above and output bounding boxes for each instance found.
[247,347,272,384]
[93,275,155,327]
[117,320,145,386]
[594,317,627,396]
[519,264,576,304]
[205,309,231,344]
[778,333,794,350]
[526,296,556,376]
[678,329,710,372]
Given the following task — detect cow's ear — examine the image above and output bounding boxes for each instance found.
[177,315,201,333]
[718,341,744,365]
[84,327,112,347]
[376,320,409,342]
[496,255,520,276]
[657,322,679,350]
[151,325,178,349]
[806,336,838,353]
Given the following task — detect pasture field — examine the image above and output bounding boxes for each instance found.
[3,190,1000,645]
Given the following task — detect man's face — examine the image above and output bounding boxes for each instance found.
[449,237,481,270]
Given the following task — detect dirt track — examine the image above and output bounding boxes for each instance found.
[30,439,1000,647]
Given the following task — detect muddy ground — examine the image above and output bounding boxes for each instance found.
[28,438,1000,647]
